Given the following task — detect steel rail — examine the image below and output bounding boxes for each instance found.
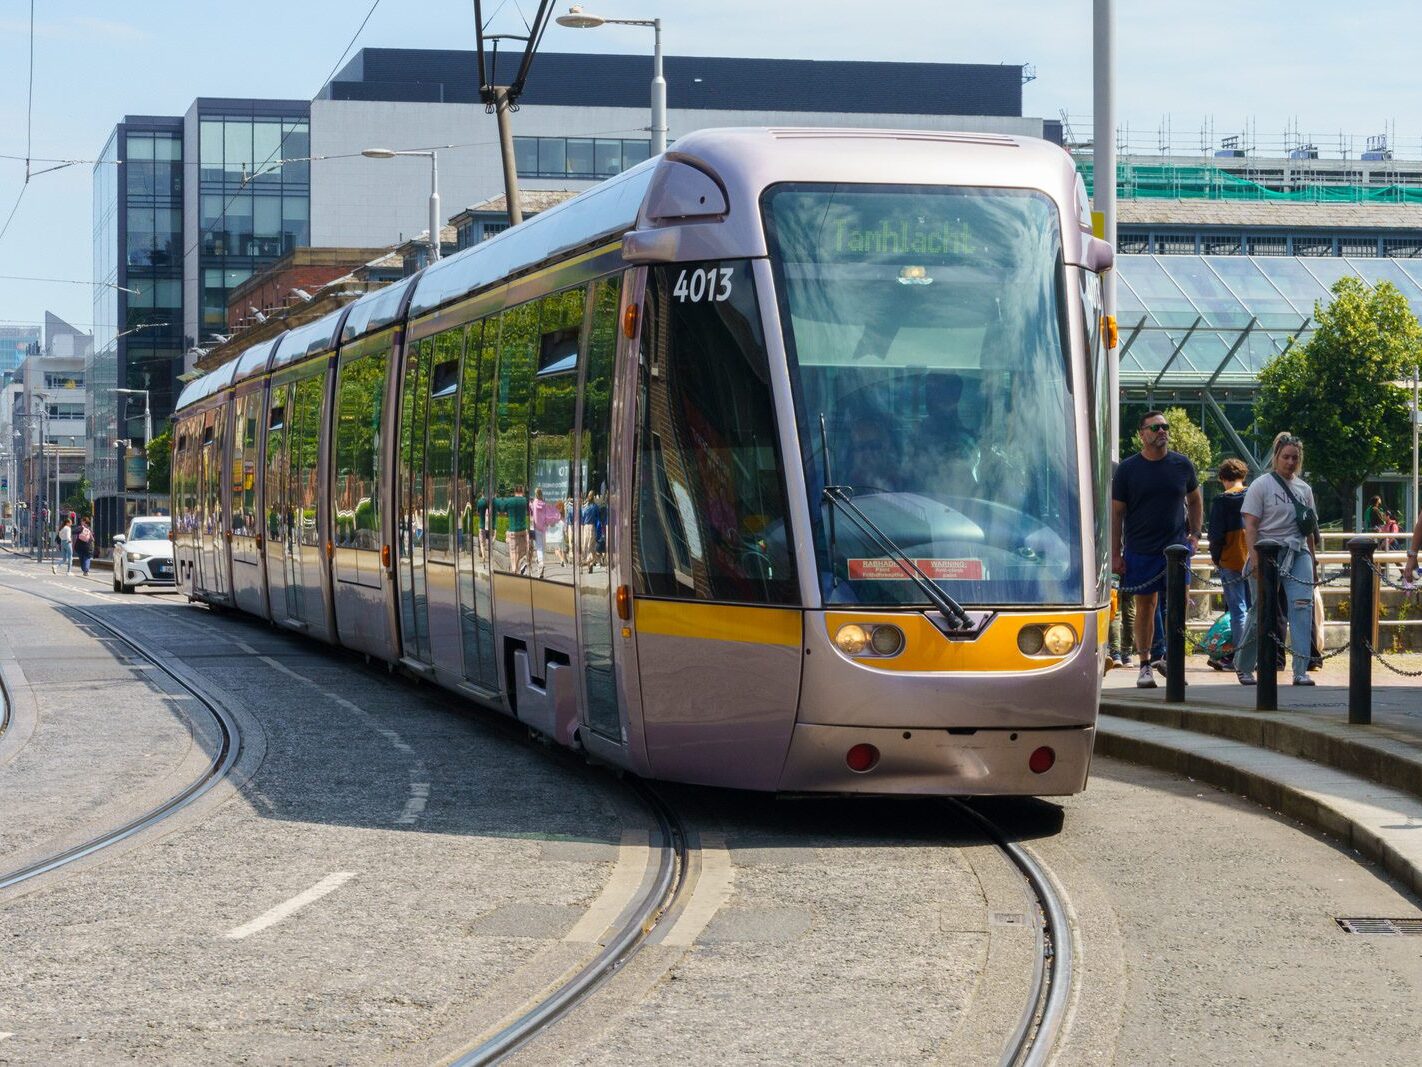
[0,578,242,892]
[946,799,1073,1067]
[452,781,689,1066]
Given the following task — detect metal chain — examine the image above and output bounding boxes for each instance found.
[1117,568,1166,595]
[1315,638,1353,662]
[1369,645,1422,678]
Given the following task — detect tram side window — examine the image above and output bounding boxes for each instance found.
[265,391,288,542]
[1083,271,1110,601]
[458,319,496,547]
[580,276,620,538]
[291,374,323,547]
[633,260,798,605]
[494,300,539,524]
[183,420,201,537]
[530,286,585,582]
[335,350,386,551]
[426,328,463,563]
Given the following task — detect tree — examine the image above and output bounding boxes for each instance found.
[146,426,172,495]
[1133,405,1214,476]
[1254,277,1420,525]
[62,475,92,516]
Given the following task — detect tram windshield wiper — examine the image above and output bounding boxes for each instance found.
[821,484,974,631]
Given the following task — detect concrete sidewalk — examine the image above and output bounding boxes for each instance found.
[1098,654,1422,896]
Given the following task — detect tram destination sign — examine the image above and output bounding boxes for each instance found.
[848,558,984,581]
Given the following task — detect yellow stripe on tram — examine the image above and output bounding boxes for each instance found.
[635,600,803,648]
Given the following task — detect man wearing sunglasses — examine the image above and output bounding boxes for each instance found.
[1111,410,1204,688]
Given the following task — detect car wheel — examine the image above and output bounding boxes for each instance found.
[120,579,133,594]
[113,575,121,592]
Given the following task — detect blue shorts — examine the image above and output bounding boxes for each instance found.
[1122,549,1181,596]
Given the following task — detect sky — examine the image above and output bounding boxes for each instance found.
[1,0,1418,334]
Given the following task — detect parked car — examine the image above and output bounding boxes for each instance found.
[113,516,174,593]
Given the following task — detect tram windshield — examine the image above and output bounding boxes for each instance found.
[763,183,1082,607]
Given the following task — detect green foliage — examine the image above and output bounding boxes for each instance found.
[62,475,92,515]
[1132,405,1214,475]
[146,427,172,494]
[1255,277,1420,525]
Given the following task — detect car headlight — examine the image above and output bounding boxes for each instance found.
[128,551,150,562]
[834,624,869,655]
[1042,624,1077,655]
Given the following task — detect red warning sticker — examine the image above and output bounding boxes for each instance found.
[847,558,984,581]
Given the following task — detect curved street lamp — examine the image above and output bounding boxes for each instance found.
[363,148,442,262]
[556,6,666,156]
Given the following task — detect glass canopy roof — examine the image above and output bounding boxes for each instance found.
[1115,254,1422,385]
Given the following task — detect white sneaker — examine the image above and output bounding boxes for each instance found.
[1136,664,1158,688]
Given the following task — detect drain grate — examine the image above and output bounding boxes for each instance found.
[1335,917,1422,936]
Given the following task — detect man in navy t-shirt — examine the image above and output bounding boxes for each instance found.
[1111,410,1203,689]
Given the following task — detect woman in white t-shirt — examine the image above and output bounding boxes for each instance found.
[1233,432,1320,686]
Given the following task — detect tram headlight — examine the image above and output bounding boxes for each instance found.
[869,624,905,657]
[1042,624,1077,656]
[835,624,869,655]
[1017,626,1045,656]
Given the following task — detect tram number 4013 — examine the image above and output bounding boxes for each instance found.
[673,266,733,303]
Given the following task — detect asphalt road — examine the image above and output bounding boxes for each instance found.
[1,552,1418,1065]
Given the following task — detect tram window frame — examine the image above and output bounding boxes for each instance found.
[631,259,800,606]
[425,330,464,563]
[334,347,387,556]
[529,286,586,583]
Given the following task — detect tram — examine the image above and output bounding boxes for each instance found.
[172,127,1115,796]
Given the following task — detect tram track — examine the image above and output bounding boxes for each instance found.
[0,574,243,893]
[947,798,1073,1067]
[452,779,691,1065]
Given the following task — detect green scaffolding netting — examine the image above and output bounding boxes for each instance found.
[1077,161,1422,203]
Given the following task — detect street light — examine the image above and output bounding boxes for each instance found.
[363,148,442,262]
[556,6,666,156]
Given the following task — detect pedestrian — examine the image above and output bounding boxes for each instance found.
[1232,431,1320,687]
[580,491,600,568]
[1364,495,1389,535]
[55,517,74,574]
[1207,458,1251,671]
[529,487,555,578]
[1111,411,1204,689]
[1403,508,1422,590]
[496,485,530,574]
[74,515,96,576]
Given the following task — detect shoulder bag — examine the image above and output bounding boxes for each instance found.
[1270,472,1318,540]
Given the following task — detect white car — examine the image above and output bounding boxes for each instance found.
[112,516,175,593]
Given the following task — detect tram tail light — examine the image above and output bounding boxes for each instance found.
[1029,746,1056,774]
[846,743,879,773]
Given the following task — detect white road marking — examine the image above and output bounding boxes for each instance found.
[563,830,652,944]
[658,832,735,947]
[224,872,356,941]
[0,1032,13,1040]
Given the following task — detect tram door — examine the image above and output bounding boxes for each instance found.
[201,409,228,600]
[457,318,498,690]
[263,384,291,624]
[576,275,625,740]
[397,340,432,663]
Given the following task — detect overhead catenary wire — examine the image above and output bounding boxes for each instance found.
[0,1,37,248]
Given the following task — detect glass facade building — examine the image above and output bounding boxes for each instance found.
[189,100,310,345]
[1115,253,1422,470]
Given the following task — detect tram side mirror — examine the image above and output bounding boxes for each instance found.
[1082,235,1115,274]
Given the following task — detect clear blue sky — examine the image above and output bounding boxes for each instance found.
[1,0,1417,333]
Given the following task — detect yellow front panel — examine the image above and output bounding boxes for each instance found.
[636,599,802,648]
[824,611,1089,672]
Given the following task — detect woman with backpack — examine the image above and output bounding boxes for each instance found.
[1233,431,1321,687]
[74,515,95,575]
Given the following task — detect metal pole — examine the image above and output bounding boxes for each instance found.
[1347,537,1376,724]
[493,86,524,226]
[1412,363,1419,522]
[650,18,667,155]
[428,151,442,261]
[143,389,152,452]
[1164,543,1189,702]
[1256,539,1282,711]
[1093,0,1118,460]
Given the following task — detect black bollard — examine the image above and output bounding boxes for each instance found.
[1165,543,1190,703]
[1256,539,1282,712]
[1347,537,1376,725]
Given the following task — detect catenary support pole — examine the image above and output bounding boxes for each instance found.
[1093,0,1117,460]
[1347,537,1376,725]
[1256,539,1282,712]
[1164,543,1189,702]
[492,87,523,227]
